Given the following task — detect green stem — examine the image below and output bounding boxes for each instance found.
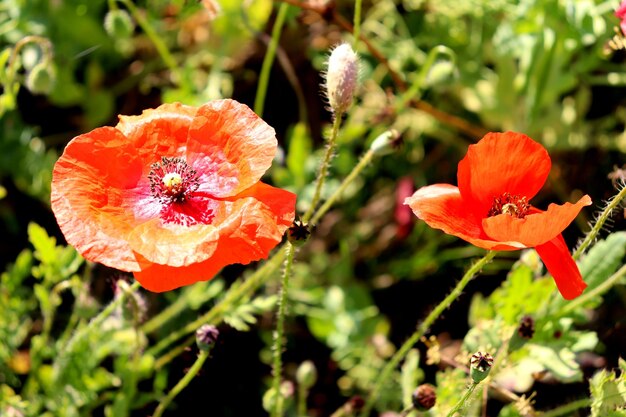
[297,384,308,417]
[155,334,195,370]
[148,248,287,358]
[359,251,498,417]
[152,350,209,417]
[118,0,179,77]
[142,290,194,334]
[254,2,290,116]
[540,398,591,417]
[397,45,455,110]
[446,382,479,417]
[352,0,363,50]
[573,185,626,260]
[303,113,343,223]
[310,147,374,226]
[558,263,626,316]
[271,243,296,417]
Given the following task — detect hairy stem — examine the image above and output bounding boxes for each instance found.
[303,113,343,223]
[446,382,480,417]
[148,249,287,358]
[152,350,210,417]
[558,263,626,316]
[271,243,296,417]
[574,184,626,260]
[359,251,498,417]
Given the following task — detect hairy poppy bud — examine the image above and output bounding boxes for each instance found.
[470,351,493,383]
[196,324,219,352]
[296,360,317,389]
[325,43,359,115]
[104,9,135,38]
[412,383,436,411]
[25,62,56,95]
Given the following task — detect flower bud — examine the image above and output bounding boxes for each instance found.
[325,43,359,115]
[296,360,317,389]
[370,129,400,156]
[25,62,56,95]
[104,9,135,39]
[470,351,493,383]
[196,324,219,352]
[412,383,436,411]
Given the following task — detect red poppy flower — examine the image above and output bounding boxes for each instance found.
[51,99,296,292]
[616,1,626,35]
[404,132,591,300]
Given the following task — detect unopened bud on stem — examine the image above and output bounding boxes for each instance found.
[412,383,437,411]
[196,324,219,352]
[325,43,359,115]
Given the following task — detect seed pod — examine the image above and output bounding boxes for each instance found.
[470,351,493,383]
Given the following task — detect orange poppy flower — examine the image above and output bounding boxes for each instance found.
[51,99,296,292]
[405,132,591,300]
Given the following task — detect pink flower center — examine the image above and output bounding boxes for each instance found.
[148,157,199,204]
[487,192,530,218]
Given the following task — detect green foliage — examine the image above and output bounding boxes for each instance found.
[590,358,626,417]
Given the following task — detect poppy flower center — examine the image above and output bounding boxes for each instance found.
[148,157,199,204]
[487,192,530,219]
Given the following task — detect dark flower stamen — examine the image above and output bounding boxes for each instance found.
[148,157,199,203]
[488,192,530,218]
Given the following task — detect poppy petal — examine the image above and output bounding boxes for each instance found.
[535,235,586,300]
[458,132,551,216]
[482,195,592,246]
[51,127,147,272]
[115,102,197,167]
[405,184,525,250]
[186,99,278,197]
[133,182,296,292]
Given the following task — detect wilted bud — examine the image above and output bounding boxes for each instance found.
[196,324,219,352]
[104,9,135,38]
[325,43,359,115]
[25,62,56,95]
[470,351,493,383]
[370,129,400,156]
[412,383,436,411]
[509,315,535,353]
[296,360,317,389]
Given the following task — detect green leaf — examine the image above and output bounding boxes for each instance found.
[590,365,626,417]
[473,252,553,325]
[552,232,626,312]
[581,232,626,289]
[28,223,57,267]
